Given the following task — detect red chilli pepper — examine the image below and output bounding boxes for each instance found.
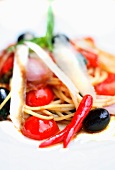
[39,127,69,148]
[63,94,93,148]
[39,94,93,148]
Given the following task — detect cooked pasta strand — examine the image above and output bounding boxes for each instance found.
[54,113,74,121]
[24,108,54,120]
[0,92,11,110]
[1,39,115,124]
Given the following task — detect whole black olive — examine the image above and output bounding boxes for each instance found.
[52,33,70,44]
[0,87,9,103]
[0,87,10,120]
[83,108,110,133]
[17,32,35,42]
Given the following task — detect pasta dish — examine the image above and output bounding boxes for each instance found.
[0,4,115,148]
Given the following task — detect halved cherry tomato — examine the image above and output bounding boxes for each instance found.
[78,48,99,68]
[1,52,14,75]
[21,116,59,140]
[70,40,98,68]
[95,73,115,95]
[26,86,54,107]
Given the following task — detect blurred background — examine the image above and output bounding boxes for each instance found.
[0,0,115,51]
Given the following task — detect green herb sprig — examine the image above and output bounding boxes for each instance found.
[7,2,54,52]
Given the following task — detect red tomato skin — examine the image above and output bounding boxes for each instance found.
[21,116,59,140]
[26,87,54,107]
[79,49,98,68]
[1,53,14,75]
[95,73,115,95]
[70,40,98,68]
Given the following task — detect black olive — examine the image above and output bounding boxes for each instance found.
[0,87,9,103]
[17,32,35,42]
[52,33,70,44]
[83,108,110,133]
[0,87,10,120]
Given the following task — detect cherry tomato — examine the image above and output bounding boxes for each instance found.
[95,73,115,95]
[78,48,98,68]
[1,53,14,75]
[21,116,59,140]
[70,40,98,68]
[26,86,54,107]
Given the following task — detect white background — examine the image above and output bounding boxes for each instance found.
[0,0,115,50]
[0,1,115,169]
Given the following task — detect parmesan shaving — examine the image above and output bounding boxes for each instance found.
[10,45,29,130]
[25,41,79,108]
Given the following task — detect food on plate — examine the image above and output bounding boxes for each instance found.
[0,87,10,120]
[0,3,115,148]
[17,32,35,43]
[83,108,110,132]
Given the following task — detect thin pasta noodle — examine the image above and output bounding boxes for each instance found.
[1,40,115,123]
[1,75,115,122]
[25,103,75,111]
[52,88,73,104]
[51,100,62,104]
[47,77,61,85]
[54,113,74,121]
[24,75,115,121]
[0,92,11,110]
[55,111,65,117]
[42,109,54,116]
[89,67,108,85]
[24,108,54,120]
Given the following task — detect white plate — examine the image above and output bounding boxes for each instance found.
[0,0,115,170]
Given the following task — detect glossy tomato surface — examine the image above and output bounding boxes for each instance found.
[1,52,14,76]
[95,73,115,95]
[26,86,54,107]
[21,116,59,140]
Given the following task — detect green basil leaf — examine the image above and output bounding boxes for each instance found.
[45,4,54,51]
[7,2,54,52]
[30,37,47,48]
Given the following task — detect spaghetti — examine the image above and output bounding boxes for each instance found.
[0,37,115,126]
